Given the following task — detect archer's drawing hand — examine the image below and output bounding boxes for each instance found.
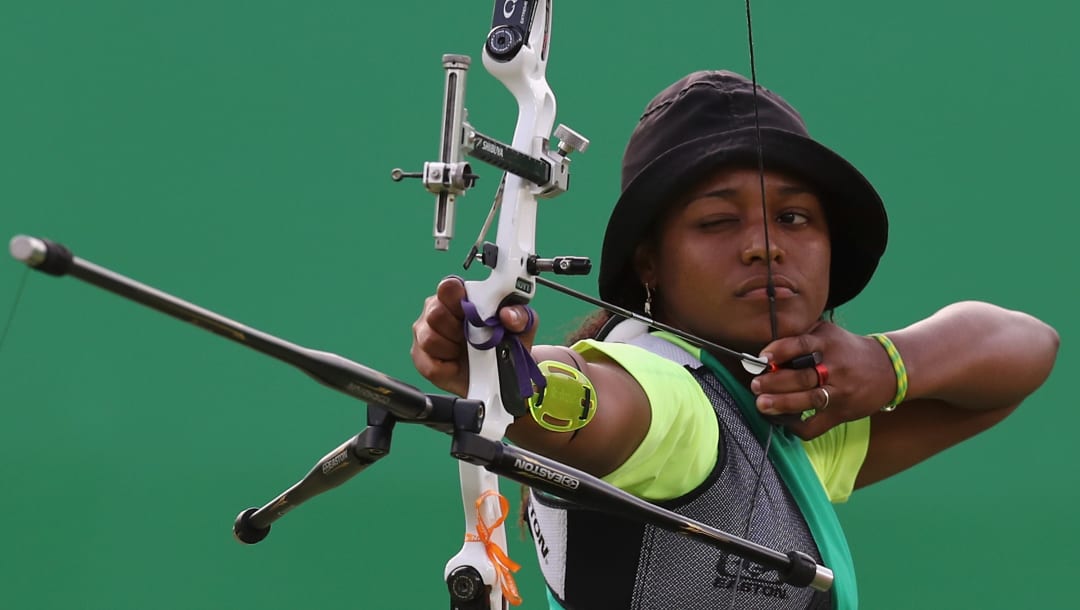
[411,276,540,397]
[751,321,895,440]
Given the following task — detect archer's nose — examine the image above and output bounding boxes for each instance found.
[740,221,786,265]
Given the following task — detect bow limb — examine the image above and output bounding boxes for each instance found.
[446,1,555,607]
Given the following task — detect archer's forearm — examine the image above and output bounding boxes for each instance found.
[887,301,1059,411]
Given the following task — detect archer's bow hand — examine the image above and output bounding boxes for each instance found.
[411,276,540,397]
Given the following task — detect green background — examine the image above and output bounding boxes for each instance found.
[1,1,1076,608]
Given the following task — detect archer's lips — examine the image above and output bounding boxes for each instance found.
[740,286,797,300]
[735,276,798,299]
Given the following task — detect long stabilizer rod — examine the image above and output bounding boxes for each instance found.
[8,235,437,422]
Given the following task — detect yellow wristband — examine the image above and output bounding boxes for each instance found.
[869,333,908,412]
[528,361,597,432]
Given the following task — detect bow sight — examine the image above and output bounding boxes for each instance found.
[391,11,588,253]
[389,57,590,250]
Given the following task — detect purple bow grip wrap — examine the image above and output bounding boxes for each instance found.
[461,298,546,399]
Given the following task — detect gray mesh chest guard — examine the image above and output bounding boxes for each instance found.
[527,334,831,610]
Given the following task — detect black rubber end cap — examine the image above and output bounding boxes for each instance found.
[781,550,818,588]
[38,238,74,276]
[233,508,271,544]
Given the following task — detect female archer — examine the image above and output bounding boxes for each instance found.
[410,70,1059,609]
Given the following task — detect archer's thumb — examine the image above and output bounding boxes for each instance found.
[500,305,540,351]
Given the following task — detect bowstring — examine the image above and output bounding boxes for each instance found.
[726,0,780,607]
[746,0,778,342]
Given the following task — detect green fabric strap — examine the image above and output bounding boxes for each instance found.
[699,350,858,610]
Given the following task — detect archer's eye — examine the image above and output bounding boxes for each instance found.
[698,216,738,229]
[776,211,810,225]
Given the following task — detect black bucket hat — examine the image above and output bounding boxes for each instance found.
[598,70,888,312]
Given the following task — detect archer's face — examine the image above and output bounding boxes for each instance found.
[639,167,831,352]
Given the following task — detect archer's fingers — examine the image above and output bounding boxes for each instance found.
[413,312,465,361]
[435,276,468,317]
[409,345,468,397]
[751,367,820,395]
[760,328,824,366]
[418,277,470,347]
[423,290,469,342]
[411,277,470,395]
[499,305,540,352]
[756,384,833,416]
[498,305,534,333]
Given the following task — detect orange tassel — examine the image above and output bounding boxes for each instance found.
[464,490,523,606]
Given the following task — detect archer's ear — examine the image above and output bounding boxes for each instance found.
[632,242,657,288]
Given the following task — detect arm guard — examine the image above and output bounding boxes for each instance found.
[528,360,597,432]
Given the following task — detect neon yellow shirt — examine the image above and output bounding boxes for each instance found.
[572,336,869,503]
